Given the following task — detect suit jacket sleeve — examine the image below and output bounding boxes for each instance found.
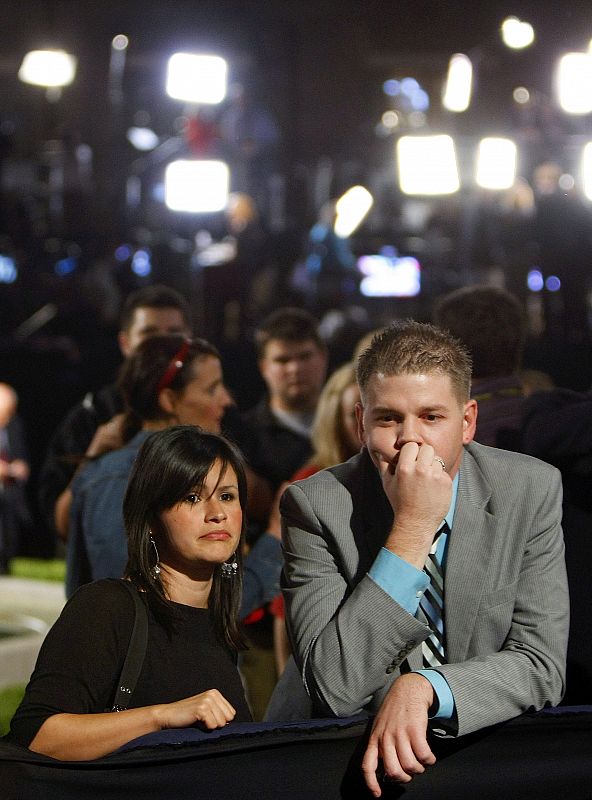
[281,472,430,718]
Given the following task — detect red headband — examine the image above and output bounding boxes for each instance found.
[157,339,191,394]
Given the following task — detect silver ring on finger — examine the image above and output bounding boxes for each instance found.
[433,456,446,472]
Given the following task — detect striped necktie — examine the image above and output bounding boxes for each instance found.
[419,526,446,667]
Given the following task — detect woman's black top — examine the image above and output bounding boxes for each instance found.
[9,579,251,747]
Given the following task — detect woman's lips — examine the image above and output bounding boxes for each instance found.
[201,531,231,540]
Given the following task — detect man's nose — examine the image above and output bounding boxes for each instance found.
[395,419,423,447]
[220,386,233,408]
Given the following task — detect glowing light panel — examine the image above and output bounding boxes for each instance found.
[358,254,420,298]
[557,53,592,114]
[334,186,374,238]
[397,135,460,196]
[165,160,229,213]
[443,54,472,112]
[166,54,227,104]
[501,17,535,49]
[18,50,77,87]
[476,138,517,190]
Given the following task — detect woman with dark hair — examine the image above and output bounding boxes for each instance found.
[64,335,233,596]
[9,425,252,760]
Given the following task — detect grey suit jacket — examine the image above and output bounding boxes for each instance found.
[280,441,569,736]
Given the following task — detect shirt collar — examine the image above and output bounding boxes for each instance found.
[442,471,459,531]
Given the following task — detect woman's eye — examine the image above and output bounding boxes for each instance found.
[220,492,235,502]
[185,494,200,504]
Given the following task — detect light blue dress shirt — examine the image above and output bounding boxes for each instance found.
[368,473,459,720]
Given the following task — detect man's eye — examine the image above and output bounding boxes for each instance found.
[424,414,439,422]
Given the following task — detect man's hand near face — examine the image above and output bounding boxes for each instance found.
[362,673,436,797]
[377,441,453,570]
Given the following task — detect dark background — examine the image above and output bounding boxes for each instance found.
[2,1,592,555]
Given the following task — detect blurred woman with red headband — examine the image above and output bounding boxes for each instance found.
[64,335,233,597]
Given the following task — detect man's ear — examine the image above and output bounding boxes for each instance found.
[355,402,366,445]
[258,356,270,382]
[462,399,478,444]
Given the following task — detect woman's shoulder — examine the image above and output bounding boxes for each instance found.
[72,436,150,492]
[64,579,138,621]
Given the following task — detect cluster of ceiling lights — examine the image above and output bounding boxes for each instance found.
[443,19,592,115]
[392,16,592,199]
[15,15,592,215]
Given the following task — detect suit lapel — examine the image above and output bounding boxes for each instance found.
[351,449,393,580]
[444,446,496,662]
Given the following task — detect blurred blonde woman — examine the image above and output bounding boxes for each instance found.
[267,362,361,674]
[292,361,360,479]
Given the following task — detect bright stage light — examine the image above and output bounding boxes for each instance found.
[166,54,227,104]
[397,135,460,195]
[476,138,517,190]
[442,54,472,112]
[501,17,535,49]
[381,110,399,129]
[357,253,420,298]
[513,86,530,104]
[383,79,400,97]
[0,255,17,284]
[581,143,592,200]
[557,53,592,114]
[127,127,159,151]
[164,160,229,213]
[527,269,544,292]
[112,35,129,51]
[18,50,77,87]
[334,186,373,238]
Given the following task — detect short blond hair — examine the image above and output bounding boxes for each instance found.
[356,320,472,404]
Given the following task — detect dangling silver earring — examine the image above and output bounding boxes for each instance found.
[149,532,161,579]
[221,553,238,579]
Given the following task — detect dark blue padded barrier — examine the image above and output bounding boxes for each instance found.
[1,708,591,799]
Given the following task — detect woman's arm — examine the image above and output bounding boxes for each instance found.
[55,413,127,541]
[30,689,236,761]
[54,486,73,541]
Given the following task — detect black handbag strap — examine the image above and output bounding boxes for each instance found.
[111,581,149,712]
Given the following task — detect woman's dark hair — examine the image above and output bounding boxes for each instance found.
[117,335,220,442]
[123,425,247,651]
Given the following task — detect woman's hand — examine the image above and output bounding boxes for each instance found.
[30,689,237,761]
[85,413,126,459]
[153,689,236,731]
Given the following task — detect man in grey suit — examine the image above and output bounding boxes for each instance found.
[280,321,568,796]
